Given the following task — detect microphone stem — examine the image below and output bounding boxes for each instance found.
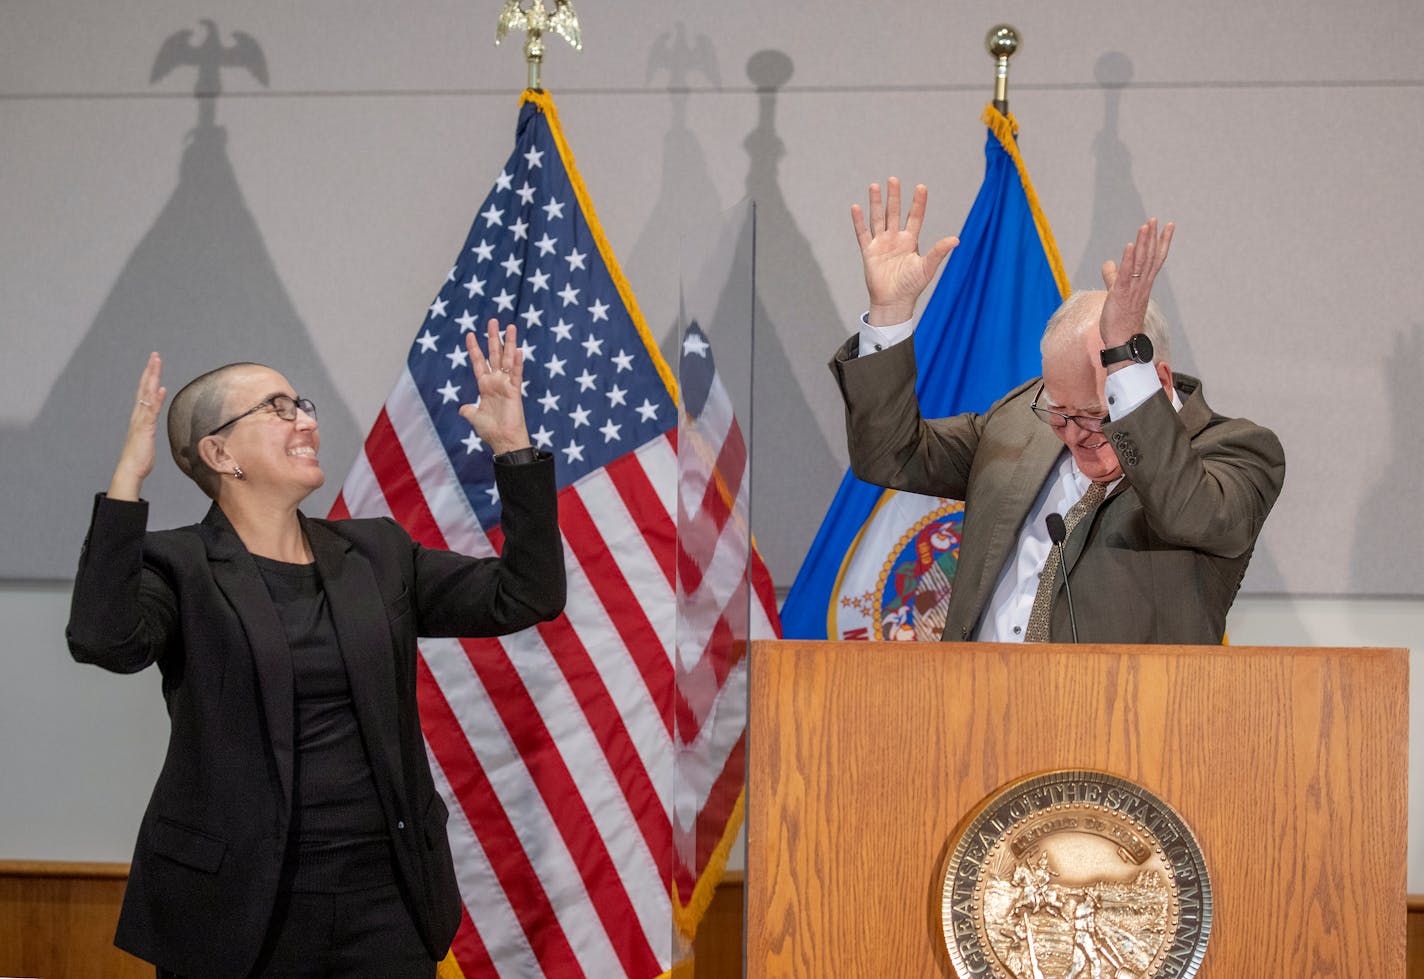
[1057,541,1078,643]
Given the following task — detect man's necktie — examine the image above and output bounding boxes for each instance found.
[1024,481,1109,643]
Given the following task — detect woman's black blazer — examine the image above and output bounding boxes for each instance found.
[66,456,565,979]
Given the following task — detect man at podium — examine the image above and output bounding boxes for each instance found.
[831,178,1285,645]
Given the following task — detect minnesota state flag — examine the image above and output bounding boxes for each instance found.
[781,105,1070,641]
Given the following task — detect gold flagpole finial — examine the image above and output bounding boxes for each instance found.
[495,0,583,92]
[985,24,1020,116]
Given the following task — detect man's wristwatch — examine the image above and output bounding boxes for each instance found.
[1100,333,1154,367]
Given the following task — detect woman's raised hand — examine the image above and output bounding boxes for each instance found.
[459,320,533,457]
[108,352,167,502]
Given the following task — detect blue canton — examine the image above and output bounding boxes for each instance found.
[404,100,675,531]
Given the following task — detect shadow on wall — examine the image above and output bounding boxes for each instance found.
[1075,51,1296,608]
[719,49,847,587]
[1348,323,1424,599]
[628,38,847,586]
[0,23,357,579]
[1074,52,1197,376]
[626,21,726,373]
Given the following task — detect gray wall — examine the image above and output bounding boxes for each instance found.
[4,1,1423,593]
[2,2,1420,886]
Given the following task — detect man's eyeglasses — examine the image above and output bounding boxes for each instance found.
[206,395,317,437]
[1029,385,1107,433]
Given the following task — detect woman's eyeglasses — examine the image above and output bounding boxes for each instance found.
[206,395,317,437]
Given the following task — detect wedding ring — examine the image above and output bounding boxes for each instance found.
[138,399,153,407]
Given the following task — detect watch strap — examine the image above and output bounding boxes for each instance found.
[1100,333,1152,367]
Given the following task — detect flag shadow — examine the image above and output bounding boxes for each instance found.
[0,25,358,579]
[629,42,846,588]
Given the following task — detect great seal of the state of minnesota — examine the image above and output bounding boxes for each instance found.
[940,770,1211,979]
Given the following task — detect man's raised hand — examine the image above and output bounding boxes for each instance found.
[851,177,958,327]
[1099,218,1174,350]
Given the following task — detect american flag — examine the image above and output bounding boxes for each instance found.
[331,90,779,977]
[671,321,779,942]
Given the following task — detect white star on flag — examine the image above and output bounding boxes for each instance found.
[682,331,710,358]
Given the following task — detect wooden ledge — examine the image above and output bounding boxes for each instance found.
[0,860,130,879]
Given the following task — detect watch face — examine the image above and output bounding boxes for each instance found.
[1101,333,1155,367]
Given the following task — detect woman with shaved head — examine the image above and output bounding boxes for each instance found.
[66,321,565,979]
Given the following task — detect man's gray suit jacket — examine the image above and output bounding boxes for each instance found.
[831,336,1285,644]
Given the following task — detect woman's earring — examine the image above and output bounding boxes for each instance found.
[232,465,245,480]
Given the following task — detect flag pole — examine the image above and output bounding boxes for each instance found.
[986,24,1020,116]
[494,0,583,92]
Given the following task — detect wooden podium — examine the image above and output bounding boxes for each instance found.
[746,640,1408,977]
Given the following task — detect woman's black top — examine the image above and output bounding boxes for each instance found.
[255,555,394,893]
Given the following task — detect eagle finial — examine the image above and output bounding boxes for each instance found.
[495,0,582,91]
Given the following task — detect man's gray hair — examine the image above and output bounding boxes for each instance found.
[166,363,261,500]
[1040,290,1171,365]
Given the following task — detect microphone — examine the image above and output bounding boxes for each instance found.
[1045,513,1078,643]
